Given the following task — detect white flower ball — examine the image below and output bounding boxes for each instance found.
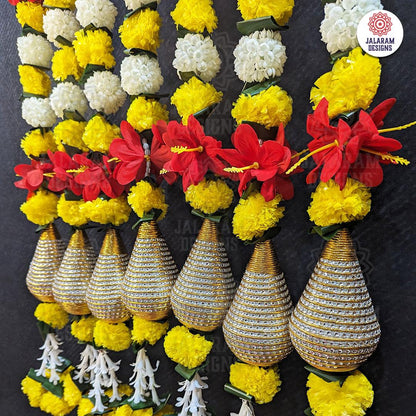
[124,0,160,11]
[173,33,221,83]
[49,82,89,118]
[321,0,383,54]
[17,34,54,68]
[120,55,164,96]
[75,0,118,30]
[43,9,81,47]
[84,71,126,114]
[234,30,287,83]
[22,98,57,128]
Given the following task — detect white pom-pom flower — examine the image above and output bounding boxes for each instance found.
[321,0,383,54]
[120,55,164,96]
[234,30,287,83]
[22,98,57,128]
[173,33,221,83]
[43,9,81,47]
[17,34,54,68]
[75,0,118,30]
[124,0,160,11]
[84,71,126,114]
[49,82,89,118]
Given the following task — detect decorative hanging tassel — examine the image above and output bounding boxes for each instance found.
[176,372,209,416]
[231,400,255,416]
[74,344,98,384]
[36,333,64,385]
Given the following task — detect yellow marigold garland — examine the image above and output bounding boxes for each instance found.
[131,316,169,346]
[52,47,83,82]
[34,302,69,330]
[127,97,169,133]
[77,398,95,416]
[21,129,57,158]
[18,65,51,97]
[54,120,88,152]
[16,2,45,33]
[82,115,120,154]
[81,196,131,226]
[39,391,75,416]
[57,195,89,227]
[237,0,295,26]
[171,0,218,33]
[21,376,46,408]
[62,373,82,407]
[71,315,98,343]
[20,190,59,226]
[93,320,132,352]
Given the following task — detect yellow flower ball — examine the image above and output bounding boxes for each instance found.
[43,0,76,9]
[171,0,218,33]
[16,2,45,33]
[20,190,59,226]
[57,195,89,227]
[127,181,168,220]
[71,315,98,343]
[237,0,294,26]
[171,77,223,125]
[21,376,46,408]
[131,317,169,346]
[164,326,213,369]
[230,363,281,404]
[34,302,69,329]
[54,120,88,152]
[21,129,57,158]
[82,115,120,154]
[52,47,83,82]
[19,65,51,97]
[73,29,115,69]
[39,391,75,416]
[93,320,132,352]
[185,178,234,215]
[81,197,131,226]
[308,178,371,227]
[119,9,161,52]
[77,398,94,416]
[62,373,82,407]
[307,371,374,416]
[114,405,134,416]
[311,47,381,118]
[232,86,293,129]
[127,97,169,133]
[233,191,285,241]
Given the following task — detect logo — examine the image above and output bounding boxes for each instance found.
[368,12,393,36]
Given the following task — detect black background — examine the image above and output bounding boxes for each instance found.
[1,1,415,415]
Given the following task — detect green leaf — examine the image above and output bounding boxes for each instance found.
[22,24,47,38]
[132,209,163,229]
[337,109,360,126]
[27,368,64,398]
[36,320,53,340]
[20,92,47,101]
[131,93,169,101]
[83,24,113,38]
[321,0,337,5]
[63,110,86,122]
[62,143,83,158]
[304,408,314,416]
[56,357,72,373]
[153,393,172,413]
[124,2,158,20]
[224,383,253,401]
[310,225,343,241]
[237,16,288,36]
[244,225,281,245]
[55,35,72,47]
[242,77,281,97]
[190,209,224,223]
[193,103,218,123]
[79,64,107,85]
[179,71,203,83]
[123,48,157,59]
[330,49,352,64]
[177,24,192,38]
[304,365,349,385]
[241,181,261,200]
[35,224,49,233]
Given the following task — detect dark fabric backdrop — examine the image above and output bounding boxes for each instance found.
[1,1,415,415]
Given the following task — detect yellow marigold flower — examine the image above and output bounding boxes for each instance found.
[73,29,115,69]
[171,77,223,125]
[21,129,57,158]
[39,391,74,416]
[127,181,168,221]
[71,315,98,343]
[57,195,89,227]
[16,2,45,33]
[311,47,381,118]
[237,0,294,26]
[230,363,281,404]
[131,316,169,346]
[18,65,51,97]
[34,302,69,329]
[104,384,133,399]
[164,326,213,369]
[81,196,131,226]
[62,373,82,407]
[307,371,374,416]
[52,47,83,82]
[154,405,175,416]
[133,409,153,416]
[232,86,292,129]
[43,0,76,9]
[93,320,132,352]
[114,405,134,416]
[54,120,88,152]
[20,190,59,226]
[185,178,234,215]
[21,376,46,408]
[127,97,169,133]
[82,114,120,153]
[171,0,218,33]
[119,10,161,52]
[77,398,94,416]
[233,191,284,241]
[308,178,371,227]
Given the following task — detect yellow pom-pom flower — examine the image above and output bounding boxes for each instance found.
[185,178,234,215]
[54,120,88,152]
[233,191,285,241]
[77,398,94,416]
[131,317,169,346]
[57,195,89,227]
[21,376,46,408]
[81,196,131,226]
[308,178,371,227]
[73,29,115,69]
[39,391,75,416]
[127,97,169,133]
[16,2,45,33]
[171,77,223,125]
[21,129,57,158]
[171,0,218,33]
[43,0,76,9]
[232,86,292,129]
[62,373,82,407]
[34,302,69,329]
[71,315,98,343]
[19,65,51,97]
[127,181,168,221]
[164,326,213,369]
[307,371,374,416]
[119,9,161,52]
[52,47,83,82]
[82,114,120,154]
[311,47,381,118]
[237,0,294,26]
[230,363,281,404]
[20,190,59,226]
[93,320,132,352]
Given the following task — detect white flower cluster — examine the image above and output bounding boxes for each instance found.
[84,71,126,114]
[17,34,54,68]
[75,0,118,30]
[43,8,81,47]
[173,33,221,83]
[234,30,287,83]
[321,0,383,54]
[22,97,57,128]
[120,55,164,96]
[50,82,89,118]
[124,0,160,11]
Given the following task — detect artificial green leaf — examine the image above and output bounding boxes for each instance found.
[79,64,107,85]
[124,48,157,59]
[179,71,202,83]
[304,408,314,416]
[241,181,261,200]
[321,0,337,4]
[22,24,46,38]
[124,2,158,20]
[337,109,360,126]
[237,16,288,36]
[20,92,47,101]
[193,103,218,123]
[305,365,349,385]
[56,357,72,373]
[35,224,49,233]
[224,383,253,401]
[27,368,64,398]
[153,393,172,414]
[83,24,113,38]
[330,49,352,64]
[132,209,163,229]
[55,35,72,47]
[131,93,169,101]
[310,224,343,241]
[63,110,86,122]
[244,225,281,245]
[177,24,192,38]
[36,320,53,340]
[191,209,223,223]
[242,77,281,97]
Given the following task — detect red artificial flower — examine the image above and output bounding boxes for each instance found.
[14,159,53,195]
[8,0,42,5]
[47,151,82,195]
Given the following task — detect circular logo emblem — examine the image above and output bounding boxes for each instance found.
[357,10,404,58]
